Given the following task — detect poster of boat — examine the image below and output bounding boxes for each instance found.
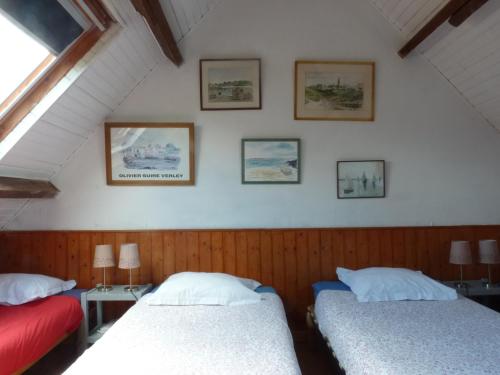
[105,123,194,185]
[242,139,300,184]
[337,160,384,198]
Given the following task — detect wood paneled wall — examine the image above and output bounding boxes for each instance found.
[1,226,499,326]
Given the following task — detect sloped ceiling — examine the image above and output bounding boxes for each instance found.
[0,0,219,228]
[159,0,221,42]
[370,0,500,131]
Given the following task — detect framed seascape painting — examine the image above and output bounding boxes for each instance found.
[294,61,375,121]
[200,59,261,110]
[337,160,385,199]
[242,139,300,184]
[105,122,194,186]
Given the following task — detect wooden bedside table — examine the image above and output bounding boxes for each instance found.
[442,280,500,312]
[80,284,153,350]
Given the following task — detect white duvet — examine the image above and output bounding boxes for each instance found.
[315,290,500,375]
[65,293,301,375]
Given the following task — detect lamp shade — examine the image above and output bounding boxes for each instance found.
[479,240,500,264]
[449,241,472,265]
[119,243,140,269]
[93,244,115,268]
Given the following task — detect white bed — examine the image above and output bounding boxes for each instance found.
[315,289,500,375]
[65,291,301,375]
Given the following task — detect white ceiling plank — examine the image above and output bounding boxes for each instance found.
[170,0,191,36]
[159,0,183,42]
[32,120,87,145]
[41,111,93,138]
[65,85,113,115]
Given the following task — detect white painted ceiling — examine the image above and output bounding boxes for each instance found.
[370,0,500,131]
[159,0,221,42]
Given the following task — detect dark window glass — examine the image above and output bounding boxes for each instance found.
[0,0,84,55]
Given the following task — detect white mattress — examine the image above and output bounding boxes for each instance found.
[315,290,500,375]
[65,293,301,375]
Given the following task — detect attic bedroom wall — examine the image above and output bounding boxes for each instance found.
[6,0,500,230]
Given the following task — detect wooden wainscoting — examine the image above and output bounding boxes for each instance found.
[1,226,499,326]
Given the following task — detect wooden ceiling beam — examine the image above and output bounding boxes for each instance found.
[0,177,59,199]
[131,0,183,66]
[449,0,489,27]
[398,0,469,58]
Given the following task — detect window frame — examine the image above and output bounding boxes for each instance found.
[0,0,114,142]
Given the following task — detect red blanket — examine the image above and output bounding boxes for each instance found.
[0,296,83,375]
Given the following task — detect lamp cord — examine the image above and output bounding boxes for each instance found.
[130,288,138,301]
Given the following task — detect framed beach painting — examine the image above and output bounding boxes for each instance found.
[337,160,385,199]
[105,122,194,186]
[294,61,375,121]
[242,139,300,184]
[200,59,261,110]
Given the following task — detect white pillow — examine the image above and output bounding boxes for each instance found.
[0,273,76,305]
[147,272,262,306]
[336,267,457,302]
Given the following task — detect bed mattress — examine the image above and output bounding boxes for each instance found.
[0,295,83,375]
[65,292,301,375]
[315,290,500,375]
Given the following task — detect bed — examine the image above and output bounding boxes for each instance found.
[0,291,83,375]
[64,286,301,375]
[311,280,500,375]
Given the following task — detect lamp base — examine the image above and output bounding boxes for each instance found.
[124,285,138,292]
[96,285,113,292]
[454,282,469,289]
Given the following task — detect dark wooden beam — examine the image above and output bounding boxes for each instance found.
[131,0,183,66]
[449,0,489,26]
[0,177,59,198]
[398,0,469,58]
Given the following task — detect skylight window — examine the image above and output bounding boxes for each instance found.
[0,0,89,116]
[0,12,54,107]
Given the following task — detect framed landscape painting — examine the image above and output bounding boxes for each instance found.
[295,61,375,121]
[200,59,261,110]
[337,160,385,199]
[242,139,300,184]
[105,122,194,185]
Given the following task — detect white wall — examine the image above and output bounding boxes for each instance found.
[7,0,500,230]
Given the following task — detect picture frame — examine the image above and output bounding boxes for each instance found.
[294,60,375,121]
[105,122,195,186]
[200,58,261,110]
[337,160,385,199]
[241,139,300,184]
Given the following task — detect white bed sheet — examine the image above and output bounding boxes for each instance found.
[315,290,500,375]
[65,292,301,375]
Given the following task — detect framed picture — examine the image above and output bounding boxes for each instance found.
[200,59,261,110]
[242,139,300,184]
[294,60,375,121]
[337,160,385,199]
[105,122,194,186]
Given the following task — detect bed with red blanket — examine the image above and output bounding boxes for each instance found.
[0,295,83,375]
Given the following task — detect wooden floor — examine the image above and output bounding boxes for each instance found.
[24,330,339,375]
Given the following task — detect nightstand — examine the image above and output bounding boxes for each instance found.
[80,284,153,350]
[442,280,500,312]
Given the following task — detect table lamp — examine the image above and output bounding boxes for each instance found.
[479,239,499,289]
[449,241,472,288]
[119,243,140,291]
[93,244,115,291]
